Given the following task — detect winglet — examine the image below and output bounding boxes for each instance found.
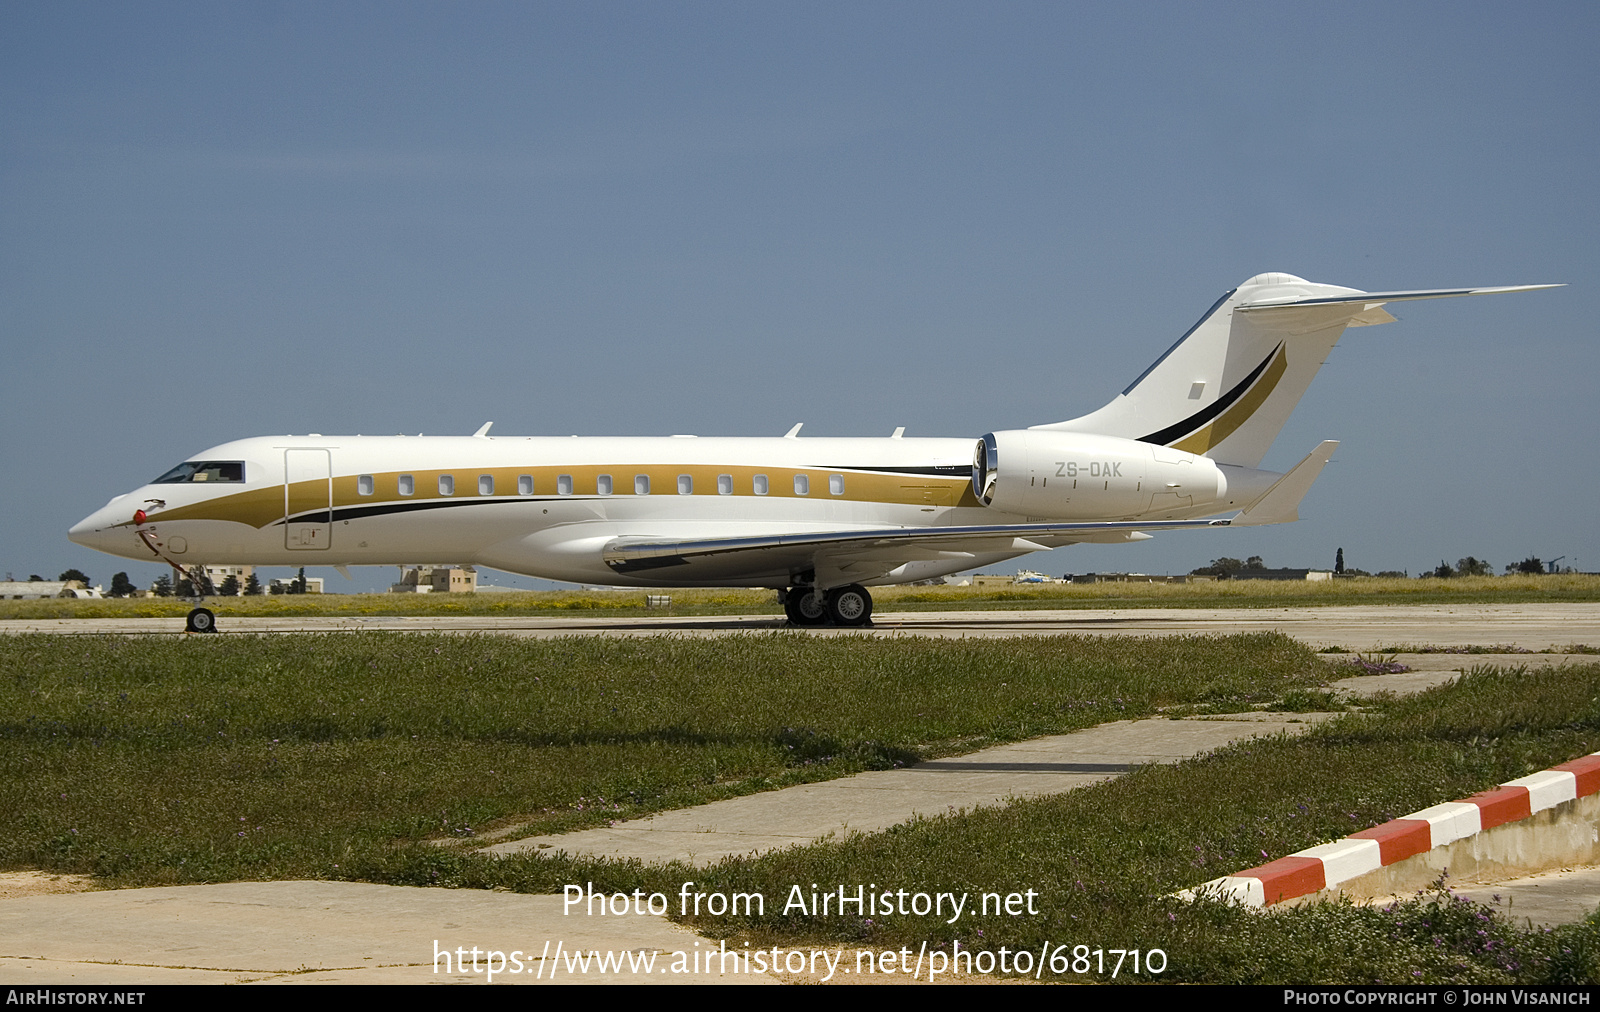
[473,421,494,438]
[1233,440,1339,526]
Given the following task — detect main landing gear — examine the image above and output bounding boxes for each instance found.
[782,584,874,627]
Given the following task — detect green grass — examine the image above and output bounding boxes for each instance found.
[0,631,1325,883]
[626,662,1600,983]
[4,573,1599,620]
[877,573,1600,611]
[8,632,1600,982]
[358,662,1600,984]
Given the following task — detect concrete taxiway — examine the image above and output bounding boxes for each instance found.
[4,602,1600,651]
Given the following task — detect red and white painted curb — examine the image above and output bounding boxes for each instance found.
[1182,752,1600,907]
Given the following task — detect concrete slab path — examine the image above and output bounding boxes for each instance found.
[1330,652,1582,698]
[1452,867,1600,929]
[482,713,1334,865]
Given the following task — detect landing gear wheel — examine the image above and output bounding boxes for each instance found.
[783,588,828,626]
[185,607,217,634]
[825,585,873,627]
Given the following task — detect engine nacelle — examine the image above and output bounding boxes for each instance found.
[972,430,1228,520]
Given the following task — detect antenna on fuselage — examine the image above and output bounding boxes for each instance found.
[784,423,803,438]
[473,421,493,437]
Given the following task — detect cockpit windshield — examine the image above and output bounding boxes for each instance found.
[153,461,246,484]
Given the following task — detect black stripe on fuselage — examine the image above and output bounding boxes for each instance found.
[276,497,555,526]
[830,464,970,476]
[1137,343,1282,447]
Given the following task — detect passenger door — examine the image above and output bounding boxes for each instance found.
[284,448,332,550]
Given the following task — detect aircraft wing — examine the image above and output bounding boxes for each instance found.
[601,516,1234,582]
[606,517,1226,566]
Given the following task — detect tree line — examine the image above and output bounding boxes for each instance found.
[49,567,313,597]
[1191,551,1570,580]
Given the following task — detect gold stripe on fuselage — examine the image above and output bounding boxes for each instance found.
[133,463,983,528]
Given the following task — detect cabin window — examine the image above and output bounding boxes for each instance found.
[557,475,573,496]
[829,474,844,495]
[717,474,733,495]
[635,475,650,495]
[479,475,494,495]
[517,475,533,495]
[398,474,415,496]
[153,461,246,484]
[597,474,613,496]
[357,475,374,496]
[793,474,809,495]
[677,475,693,495]
[753,474,768,495]
[438,475,454,496]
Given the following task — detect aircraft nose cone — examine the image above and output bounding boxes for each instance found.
[69,502,129,553]
[68,514,98,547]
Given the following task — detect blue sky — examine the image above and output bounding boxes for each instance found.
[4,2,1595,591]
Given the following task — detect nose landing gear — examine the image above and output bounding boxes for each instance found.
[185,608,217,634]
[133,514,221,633]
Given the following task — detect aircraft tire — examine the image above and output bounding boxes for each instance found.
[185,607,217,634]
[784,588,828,626]
[825,585,873,627]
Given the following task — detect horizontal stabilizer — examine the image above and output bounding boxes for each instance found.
[1237,284,1562,313]
[1232,440,1338,526]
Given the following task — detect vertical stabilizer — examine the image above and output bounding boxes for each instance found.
[1033,274,1559,468]
[1032,273,1364,467]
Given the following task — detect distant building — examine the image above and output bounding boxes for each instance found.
[200,565,254,592]
[972,574,1031,587]
[390,566,477,593]
[268,576,325,594]
[1228,569,1333,581]
[1066,573,1213,584]
[0,580,102,599]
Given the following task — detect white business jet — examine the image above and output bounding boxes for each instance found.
[70,273,1557,630]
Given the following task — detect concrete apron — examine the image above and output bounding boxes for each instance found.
[0,882,750,985]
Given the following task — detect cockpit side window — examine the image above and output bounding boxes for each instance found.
[153,461,247,484]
